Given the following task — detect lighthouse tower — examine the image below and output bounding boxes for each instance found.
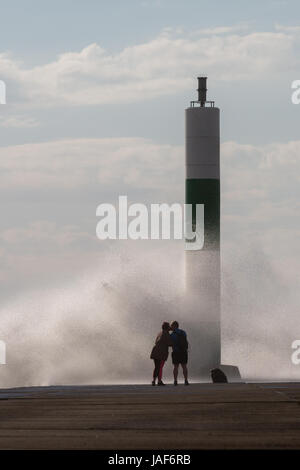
[185,77,240,381]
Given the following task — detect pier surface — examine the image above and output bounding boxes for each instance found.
[0,382,300,449]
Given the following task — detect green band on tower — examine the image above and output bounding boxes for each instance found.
[185,178,220,250]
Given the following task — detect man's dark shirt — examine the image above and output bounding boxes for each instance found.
[170,328,187,352]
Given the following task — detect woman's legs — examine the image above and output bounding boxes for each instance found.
[158,360,165,382]
[153,359,165,384]
[153,359,160,380]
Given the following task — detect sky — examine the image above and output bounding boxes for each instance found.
[0,0,300,385]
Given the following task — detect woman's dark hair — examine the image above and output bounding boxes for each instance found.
[162,322,170,331]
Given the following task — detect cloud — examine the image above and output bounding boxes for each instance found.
[220,140,300,290]
[193,24,249,35]
[275,23,300,33]
[0,135,298,282]
[0,115,39,128]
[222,140,300,210]
[1,27,299,107]
[0,221,93,251]
[0,137,183,200]
[0,135,299,281]
[1,136,299,205]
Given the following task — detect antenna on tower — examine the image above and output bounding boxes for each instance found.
[190,77,214,108]
[197,77,207,106]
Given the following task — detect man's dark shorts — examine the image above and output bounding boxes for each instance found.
[172,350,188,365]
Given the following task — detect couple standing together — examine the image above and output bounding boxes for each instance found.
[150,321,189,386]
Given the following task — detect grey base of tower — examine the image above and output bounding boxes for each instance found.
[185,251,241,382]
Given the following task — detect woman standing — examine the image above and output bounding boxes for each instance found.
[150,322,172,386]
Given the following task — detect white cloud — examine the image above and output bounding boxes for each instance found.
[221,140,300,283]
[193,24,249,35]
[0,137,183,198]
[0,115,39,128]
[0,136,299,279]
[1,27,299,106]
[222,140,300,205]
[0,221,93,248]
[275,23,300,33]
[1,136,299,205]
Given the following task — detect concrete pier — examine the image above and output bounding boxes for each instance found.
[0,382,300,449]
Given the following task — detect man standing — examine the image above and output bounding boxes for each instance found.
[170,321,189,386]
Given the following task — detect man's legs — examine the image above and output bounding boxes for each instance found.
[173,364,179,382]
[182,363,188,383]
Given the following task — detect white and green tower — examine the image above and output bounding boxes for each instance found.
[185,78,240,380]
